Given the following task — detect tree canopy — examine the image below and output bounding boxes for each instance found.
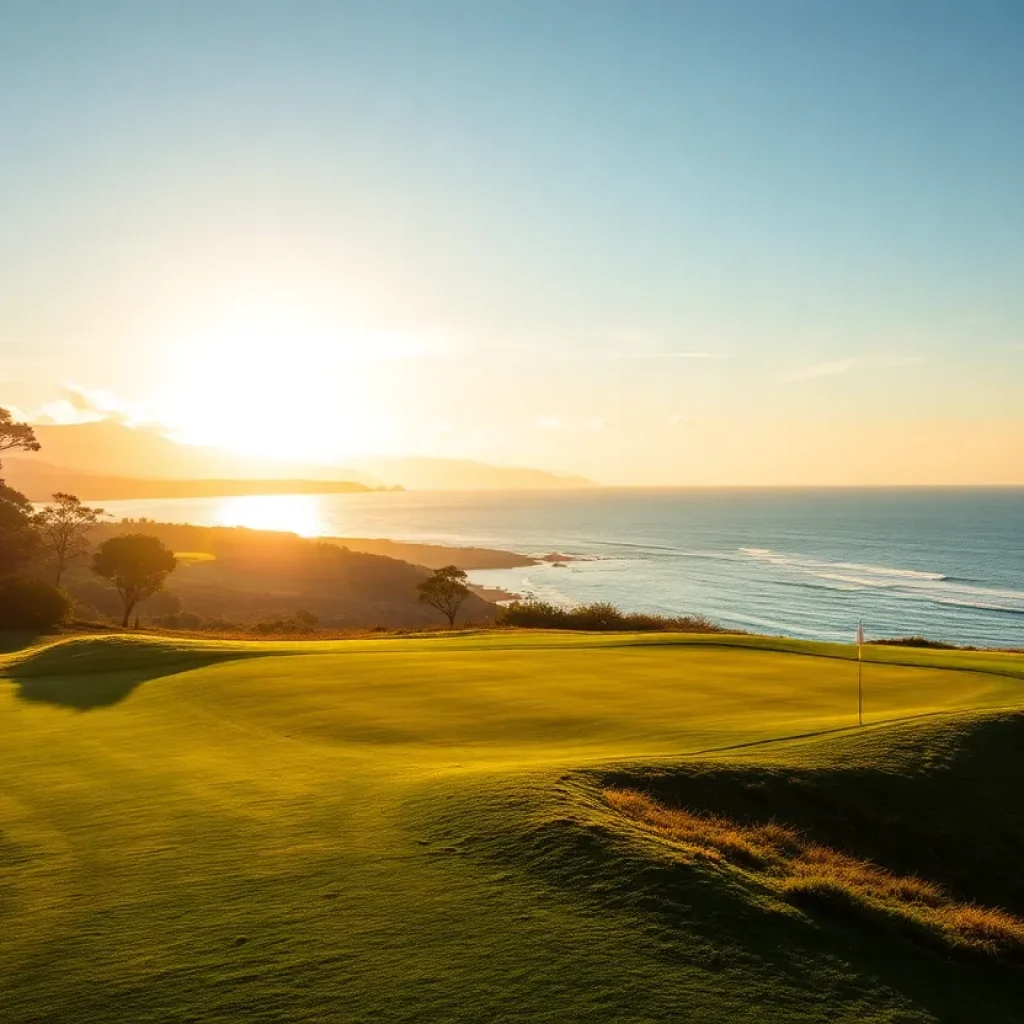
[0,481,41,577]
[35,493,107,585]
[0,575,70,630]
[92,534,177,628]
[416,564,471,628]
[0,408,40,466]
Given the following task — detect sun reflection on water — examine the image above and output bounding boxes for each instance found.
[213,495,325,536]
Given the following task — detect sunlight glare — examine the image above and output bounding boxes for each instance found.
[214,494,325,536]
[159,299,418,462]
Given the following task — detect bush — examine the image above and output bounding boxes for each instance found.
[869,636,960,650]
[0,576,71,631]
[152,611,204,631]
[253,611,320,635]
[498,600,728,633]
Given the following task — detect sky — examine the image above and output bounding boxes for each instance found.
[2,0,1023,484]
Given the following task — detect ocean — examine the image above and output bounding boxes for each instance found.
[98,488,1024,648]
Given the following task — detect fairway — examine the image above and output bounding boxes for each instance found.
[2,632,1023,1023]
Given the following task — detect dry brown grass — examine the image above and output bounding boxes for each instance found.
[605,788,1024,959]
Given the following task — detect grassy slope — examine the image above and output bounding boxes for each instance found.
[1,631,1023,1023]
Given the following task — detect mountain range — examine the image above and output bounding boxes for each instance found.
[3,420,593,498]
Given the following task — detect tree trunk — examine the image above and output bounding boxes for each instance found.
[121,605,132,628]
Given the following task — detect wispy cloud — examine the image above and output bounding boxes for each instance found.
[876,355,926,369]
[784,358,860,382]
[603,351,731,361]
[783,354,927,383]
[0,402,30,421]
[28,383,169,430]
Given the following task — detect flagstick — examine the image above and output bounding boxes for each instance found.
[857,642,863,727]
[856,619,864,727]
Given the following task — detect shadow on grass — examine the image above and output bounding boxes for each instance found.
[0,631,47,654]
[14,670,158,709]
[7,642,274,710]
[517,792,1024,1024]
[461,716,1024,1024]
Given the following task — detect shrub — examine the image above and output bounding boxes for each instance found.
[498,600,728,633]
[869,636,960,650]
[0,576,71,631]
[293,609,319,632]
[253,611,320,635]
[152,611,203,631]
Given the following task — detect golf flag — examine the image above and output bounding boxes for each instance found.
[857,620,864,646]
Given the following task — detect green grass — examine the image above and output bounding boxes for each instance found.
[173,550,218,562]
[1,630,1023,1022]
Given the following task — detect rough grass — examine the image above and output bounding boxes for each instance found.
[1,631,1024,1023]
[606,788,1024,959]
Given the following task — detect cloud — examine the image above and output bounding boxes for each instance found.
[0,402,30,422]
[28,383,170,430]
[876,355,926,369]
[536,416,565,430]
[59,383,137,423]
[784,354,928,382]
[784,358,860,382]
[603,351,731,361]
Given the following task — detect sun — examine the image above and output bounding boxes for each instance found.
[157,299,409,462]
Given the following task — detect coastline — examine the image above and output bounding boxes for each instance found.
[469,584,521,604]
[327,536,537,571]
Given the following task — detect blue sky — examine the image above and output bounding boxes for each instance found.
[2,0,1023,482]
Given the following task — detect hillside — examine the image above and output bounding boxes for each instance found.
[349,454,594,490]
[1,459,375,501]
[11,421,594,491]
[13,420,379,484]
[59,521,498,628]
[1,632,1023,1022]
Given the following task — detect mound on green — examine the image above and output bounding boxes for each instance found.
[1,631,1022,1023]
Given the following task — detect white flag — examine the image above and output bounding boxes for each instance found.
[857,620,864,645]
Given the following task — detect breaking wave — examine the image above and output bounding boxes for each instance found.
[740,547,1024,616]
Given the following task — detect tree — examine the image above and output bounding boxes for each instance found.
[0,407,40,466]
[0,576,70,631]
[0,481,40,577]
[0,407,43,577]
[91,534,177,628]
[34,493,107,585]
[416,564,471,628]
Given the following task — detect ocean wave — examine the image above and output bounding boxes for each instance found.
[740,546,1024,614]
[932,598,1024,616]
[513,575,578,608]
[814,572,902,590]
[772,578,869,594]
[740,547,947,582]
